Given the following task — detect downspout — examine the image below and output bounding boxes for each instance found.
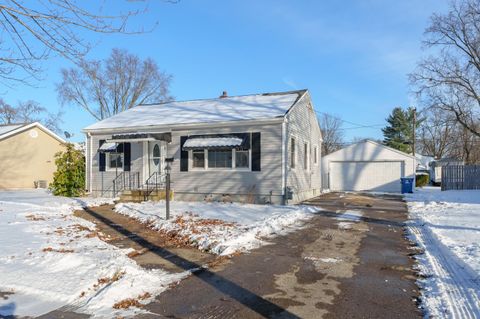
[281,118,288,205]
[87,132,93,194]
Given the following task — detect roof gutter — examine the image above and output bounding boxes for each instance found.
[82,117,285,134]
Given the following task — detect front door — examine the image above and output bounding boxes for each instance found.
[148,141,164,177]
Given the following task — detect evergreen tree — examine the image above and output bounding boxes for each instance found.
[382,107,416,153]
[50,143,85,197]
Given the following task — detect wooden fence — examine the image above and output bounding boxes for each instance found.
[441,165,480,191]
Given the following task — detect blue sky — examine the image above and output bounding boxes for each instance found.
[2,0,448,142]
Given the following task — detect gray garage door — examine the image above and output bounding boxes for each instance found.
[329,161,403,193]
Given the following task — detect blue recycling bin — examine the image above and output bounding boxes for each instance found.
[401,177,414,194]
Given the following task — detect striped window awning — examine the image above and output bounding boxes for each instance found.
[183,136,243,150]
[98,142,118,152]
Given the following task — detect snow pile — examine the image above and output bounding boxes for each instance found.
[116,201,319,255]
[405,187,480,318]
[0,190,187,318]
[335,210,363,230]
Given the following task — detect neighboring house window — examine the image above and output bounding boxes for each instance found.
[290,137,296,168]
[235,150,250,168]
[313,145,318,165]
[192,150,205,169]
[107,152,123,170]
[304,142,309,170]
[208,150,233,168]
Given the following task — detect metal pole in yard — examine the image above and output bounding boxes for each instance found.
[165,157,174,220]
[166,171,170,220]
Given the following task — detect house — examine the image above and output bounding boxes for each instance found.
[321,140,416,193]
[83,90,322,204]
[0,122,66,189]
[429,157,464,185]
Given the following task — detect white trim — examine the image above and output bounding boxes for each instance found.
[281,119,287,196]
[142,141,149,181]
[0,122,66,143]
[188,148,252,172]
[289,135,297,170]
[313,144,319,166]
[106,152,124,172]
[88,133,92,192]
[303,141,310,171]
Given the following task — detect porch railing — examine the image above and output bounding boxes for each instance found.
[144,172,166,200]
[112,171,141,197]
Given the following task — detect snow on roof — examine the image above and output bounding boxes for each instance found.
[183,137,243,149]
[84,90,305,131]
[98,142,118,152]
[0,124,24,137]
[416,154,435,170]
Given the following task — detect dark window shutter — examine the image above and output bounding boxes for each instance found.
[116,143,124,153]
[99,139,106,172]
[180,136,188,171]
[123,143,131,171]
[251,132,261,171]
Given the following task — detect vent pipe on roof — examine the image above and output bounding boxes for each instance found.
[219,91,228,98]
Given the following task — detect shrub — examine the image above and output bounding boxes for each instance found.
[416,174,429,187]
[50,143,85,197]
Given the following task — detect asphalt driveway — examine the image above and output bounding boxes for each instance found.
[41,192,421,318]
[138,192,420,318]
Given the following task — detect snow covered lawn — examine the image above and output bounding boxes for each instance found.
[0,190,189,318]
[405,187,480,318]
[116,201,319,255]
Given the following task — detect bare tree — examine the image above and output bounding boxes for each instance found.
[450,124,480,163]
[57,48,172,120]
[0,99,16,124]
[0,99,63,132]
[319,113,344,155]
[410,0,480,138]
[0,1,171,84]
[417,107,456,158]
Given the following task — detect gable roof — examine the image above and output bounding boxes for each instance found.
[0,122,66,143]
[324,139,417,160]
[83,90,307,132]
[0,124,24,136]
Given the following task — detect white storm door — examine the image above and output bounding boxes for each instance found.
[148,141,164,176]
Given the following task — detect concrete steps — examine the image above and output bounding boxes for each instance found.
[119,189,174,203]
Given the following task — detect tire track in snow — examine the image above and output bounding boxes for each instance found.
[409,223,480,319]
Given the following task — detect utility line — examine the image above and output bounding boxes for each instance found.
[315,110,384,130]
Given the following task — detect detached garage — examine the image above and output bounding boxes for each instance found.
[321,140,416,193]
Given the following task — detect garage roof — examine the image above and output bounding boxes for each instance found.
[324,140,416,160]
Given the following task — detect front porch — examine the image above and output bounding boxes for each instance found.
[95,132,172,199]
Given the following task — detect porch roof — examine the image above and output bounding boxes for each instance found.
[107,132,171,143]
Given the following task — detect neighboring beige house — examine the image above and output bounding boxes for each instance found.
[0,122,66,189]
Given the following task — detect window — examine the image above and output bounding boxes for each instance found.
[152,144,161,165]
[192,150,205,169]
[313,146,318,165]
[107,153,123,170]
[208,150,232,168]
[304,142,309,170]
[235,150,249,168]
[290,137,296,168]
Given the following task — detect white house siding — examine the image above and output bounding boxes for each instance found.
[168,122,284,204]
[86,122,285,204]
[87,134,144,197]
[285,92,323,203]
[321,140,416,193]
